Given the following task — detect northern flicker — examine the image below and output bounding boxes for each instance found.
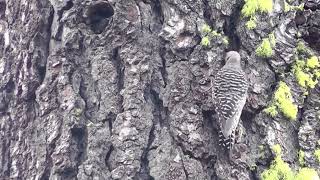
[212,51,249,150]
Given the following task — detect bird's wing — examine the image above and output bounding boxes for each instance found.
[212,68,248,137]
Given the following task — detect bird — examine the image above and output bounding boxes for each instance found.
[212,51,249,151]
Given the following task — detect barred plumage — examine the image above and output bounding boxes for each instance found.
[212,51,249,150]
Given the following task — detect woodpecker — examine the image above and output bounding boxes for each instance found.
[212,51,249,150]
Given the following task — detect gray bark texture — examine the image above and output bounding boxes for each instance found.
[0,0,320,179]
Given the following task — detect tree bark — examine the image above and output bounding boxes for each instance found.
[0,0,319,179]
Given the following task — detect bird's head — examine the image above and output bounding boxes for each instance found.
[225,51,241,67]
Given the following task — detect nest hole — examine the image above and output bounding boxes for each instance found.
[86,2,114,34]
[302,27,320,51]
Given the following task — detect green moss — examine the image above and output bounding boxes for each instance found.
[201,36,210,46]
[265,82,298,120]
[296,41,312,56]
[306,56,319,69]
[246,17,257,29]
[202,24,212,33]
[256,38,273,58]
[242,0,273,17]
[315,149,320,163]
[261,144,295,180]
[298,150,305,166]
[262,145,320,180]
[256,33,276,58]
[211,30,219,37]
[264,105,278,117]
[242,0,259,17]
[261,156,295,180]
[284,2,291,12]
[308,79,318,89]
[222,37,229,45]
[296,42,305,53]
[296,59,306,67]
[284,3,305,12]
[272,144,282,156]
[316,71,320,78]
[274,82,298,120]
[293,56,319,89]
[292,3,304,11]
[241,0,273,29]
[294,66,313,88]
[200,24,229,47]
[258,0,273,13]
[295,168,319,180]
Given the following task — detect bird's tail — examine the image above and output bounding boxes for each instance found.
[218,130,235,151]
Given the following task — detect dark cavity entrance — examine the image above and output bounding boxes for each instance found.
[86,2,114,34]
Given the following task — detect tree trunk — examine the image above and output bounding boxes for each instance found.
[0,0,319,179]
